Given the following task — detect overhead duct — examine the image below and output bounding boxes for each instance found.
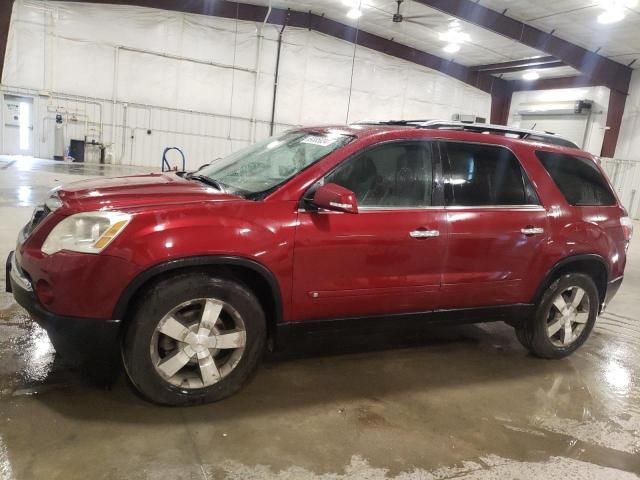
[517,100,593,116]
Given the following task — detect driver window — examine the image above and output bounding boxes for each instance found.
[325,142,433,208]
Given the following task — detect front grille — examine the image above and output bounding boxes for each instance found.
[23,205,51,238]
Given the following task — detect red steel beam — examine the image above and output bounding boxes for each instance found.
[490,86,512,125]
[481,61,566,75]
[601,90,627,157]
[472,56,559,72]
[415,0,632,95]
[0,0,14,83]
[509,75,599,91]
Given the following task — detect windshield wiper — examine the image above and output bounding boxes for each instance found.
[187,173,226,192]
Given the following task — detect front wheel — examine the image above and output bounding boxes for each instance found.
[515,273,599,359]
[122,273,266,406]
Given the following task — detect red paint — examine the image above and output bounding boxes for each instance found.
[490,86,513,126]
[313,183,359,214]
[601,90,628,158]
[16,126,628,324]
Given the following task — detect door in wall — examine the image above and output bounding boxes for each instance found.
[3,95,34,156]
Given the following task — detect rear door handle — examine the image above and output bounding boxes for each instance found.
[409,229,440,239]
[521,226,544,236]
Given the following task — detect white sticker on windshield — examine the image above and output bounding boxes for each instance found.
[300,135,337,147]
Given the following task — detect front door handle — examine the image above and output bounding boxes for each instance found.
[521,226,544,236]
[409,229,440,239]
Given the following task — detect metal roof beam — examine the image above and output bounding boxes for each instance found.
[415,0,632,94]
[472,56,560,72]
[481,61,566,75]
[0,1,14,82]
[508,75,599,91]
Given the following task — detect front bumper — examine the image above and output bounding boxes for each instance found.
[6,251,121,367]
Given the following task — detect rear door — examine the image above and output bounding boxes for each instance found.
[292,140,447,321]
[438,141,548,308]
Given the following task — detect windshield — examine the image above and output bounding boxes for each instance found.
[195,131,353,197]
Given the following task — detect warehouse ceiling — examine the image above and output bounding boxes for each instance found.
[241,0,639,73]
[480,0,640,66]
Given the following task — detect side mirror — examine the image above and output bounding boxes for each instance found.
[312,183,358,214]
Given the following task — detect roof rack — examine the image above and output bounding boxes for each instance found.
[352,119,579,149]
[354,119,432,126]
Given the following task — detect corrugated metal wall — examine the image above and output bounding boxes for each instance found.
[1,85,293,168]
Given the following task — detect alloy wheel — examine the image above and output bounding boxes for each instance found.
[546,286,590,347]
[150,298,246,389]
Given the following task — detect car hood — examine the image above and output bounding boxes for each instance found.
[56,172,243,212]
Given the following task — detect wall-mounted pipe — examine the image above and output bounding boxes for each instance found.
[250,0,273,143]
[53,34,258,75]
[131,127,248,143]
[1,84,301,159]
[49,95,103,142]
[120,103,128,163]
[45,32,264,160]
[111,46,120,159]
[269,11,289,136]
[41,114,96,143]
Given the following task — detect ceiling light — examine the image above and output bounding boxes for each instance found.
[439,30,471,44]
[598,0,637,8]
[598,8,625,24]
[522,70,540,81]
[443,43,460,53]
[347,7,362,19]
[596,0,636,24]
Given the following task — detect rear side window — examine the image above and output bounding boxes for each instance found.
[443,142,539,206]
[535,151,616,206]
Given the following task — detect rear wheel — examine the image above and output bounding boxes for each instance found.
[515,273,598,359]
[122,273,266,406]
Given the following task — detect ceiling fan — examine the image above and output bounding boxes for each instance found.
[391,0,442,27]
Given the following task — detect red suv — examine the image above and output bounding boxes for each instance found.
[6,121,632,405]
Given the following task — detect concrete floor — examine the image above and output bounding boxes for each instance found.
[0,156,639,479]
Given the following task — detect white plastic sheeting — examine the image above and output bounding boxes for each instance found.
[602,157,640,219]
[613,70,640,216]
[1,0,490,168]
[617,69,640,162]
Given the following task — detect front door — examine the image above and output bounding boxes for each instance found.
[292,140,446,321]
[3,95,34,156]
[438,140,549,308]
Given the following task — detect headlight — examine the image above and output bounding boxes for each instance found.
[42,211,131,255]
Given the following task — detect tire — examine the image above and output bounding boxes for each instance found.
[122,273,266,406]
[514,324,533,350]
[515,273,599,359]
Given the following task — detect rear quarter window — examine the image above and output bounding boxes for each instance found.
[535,151,616,206]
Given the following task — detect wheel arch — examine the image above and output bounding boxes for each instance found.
[532,254,609,311]
[114,256,283,348]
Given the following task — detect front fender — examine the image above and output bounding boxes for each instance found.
[112,254,284,323]
[106,200,298,321]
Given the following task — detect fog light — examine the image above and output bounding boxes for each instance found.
[36,280,54,305]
